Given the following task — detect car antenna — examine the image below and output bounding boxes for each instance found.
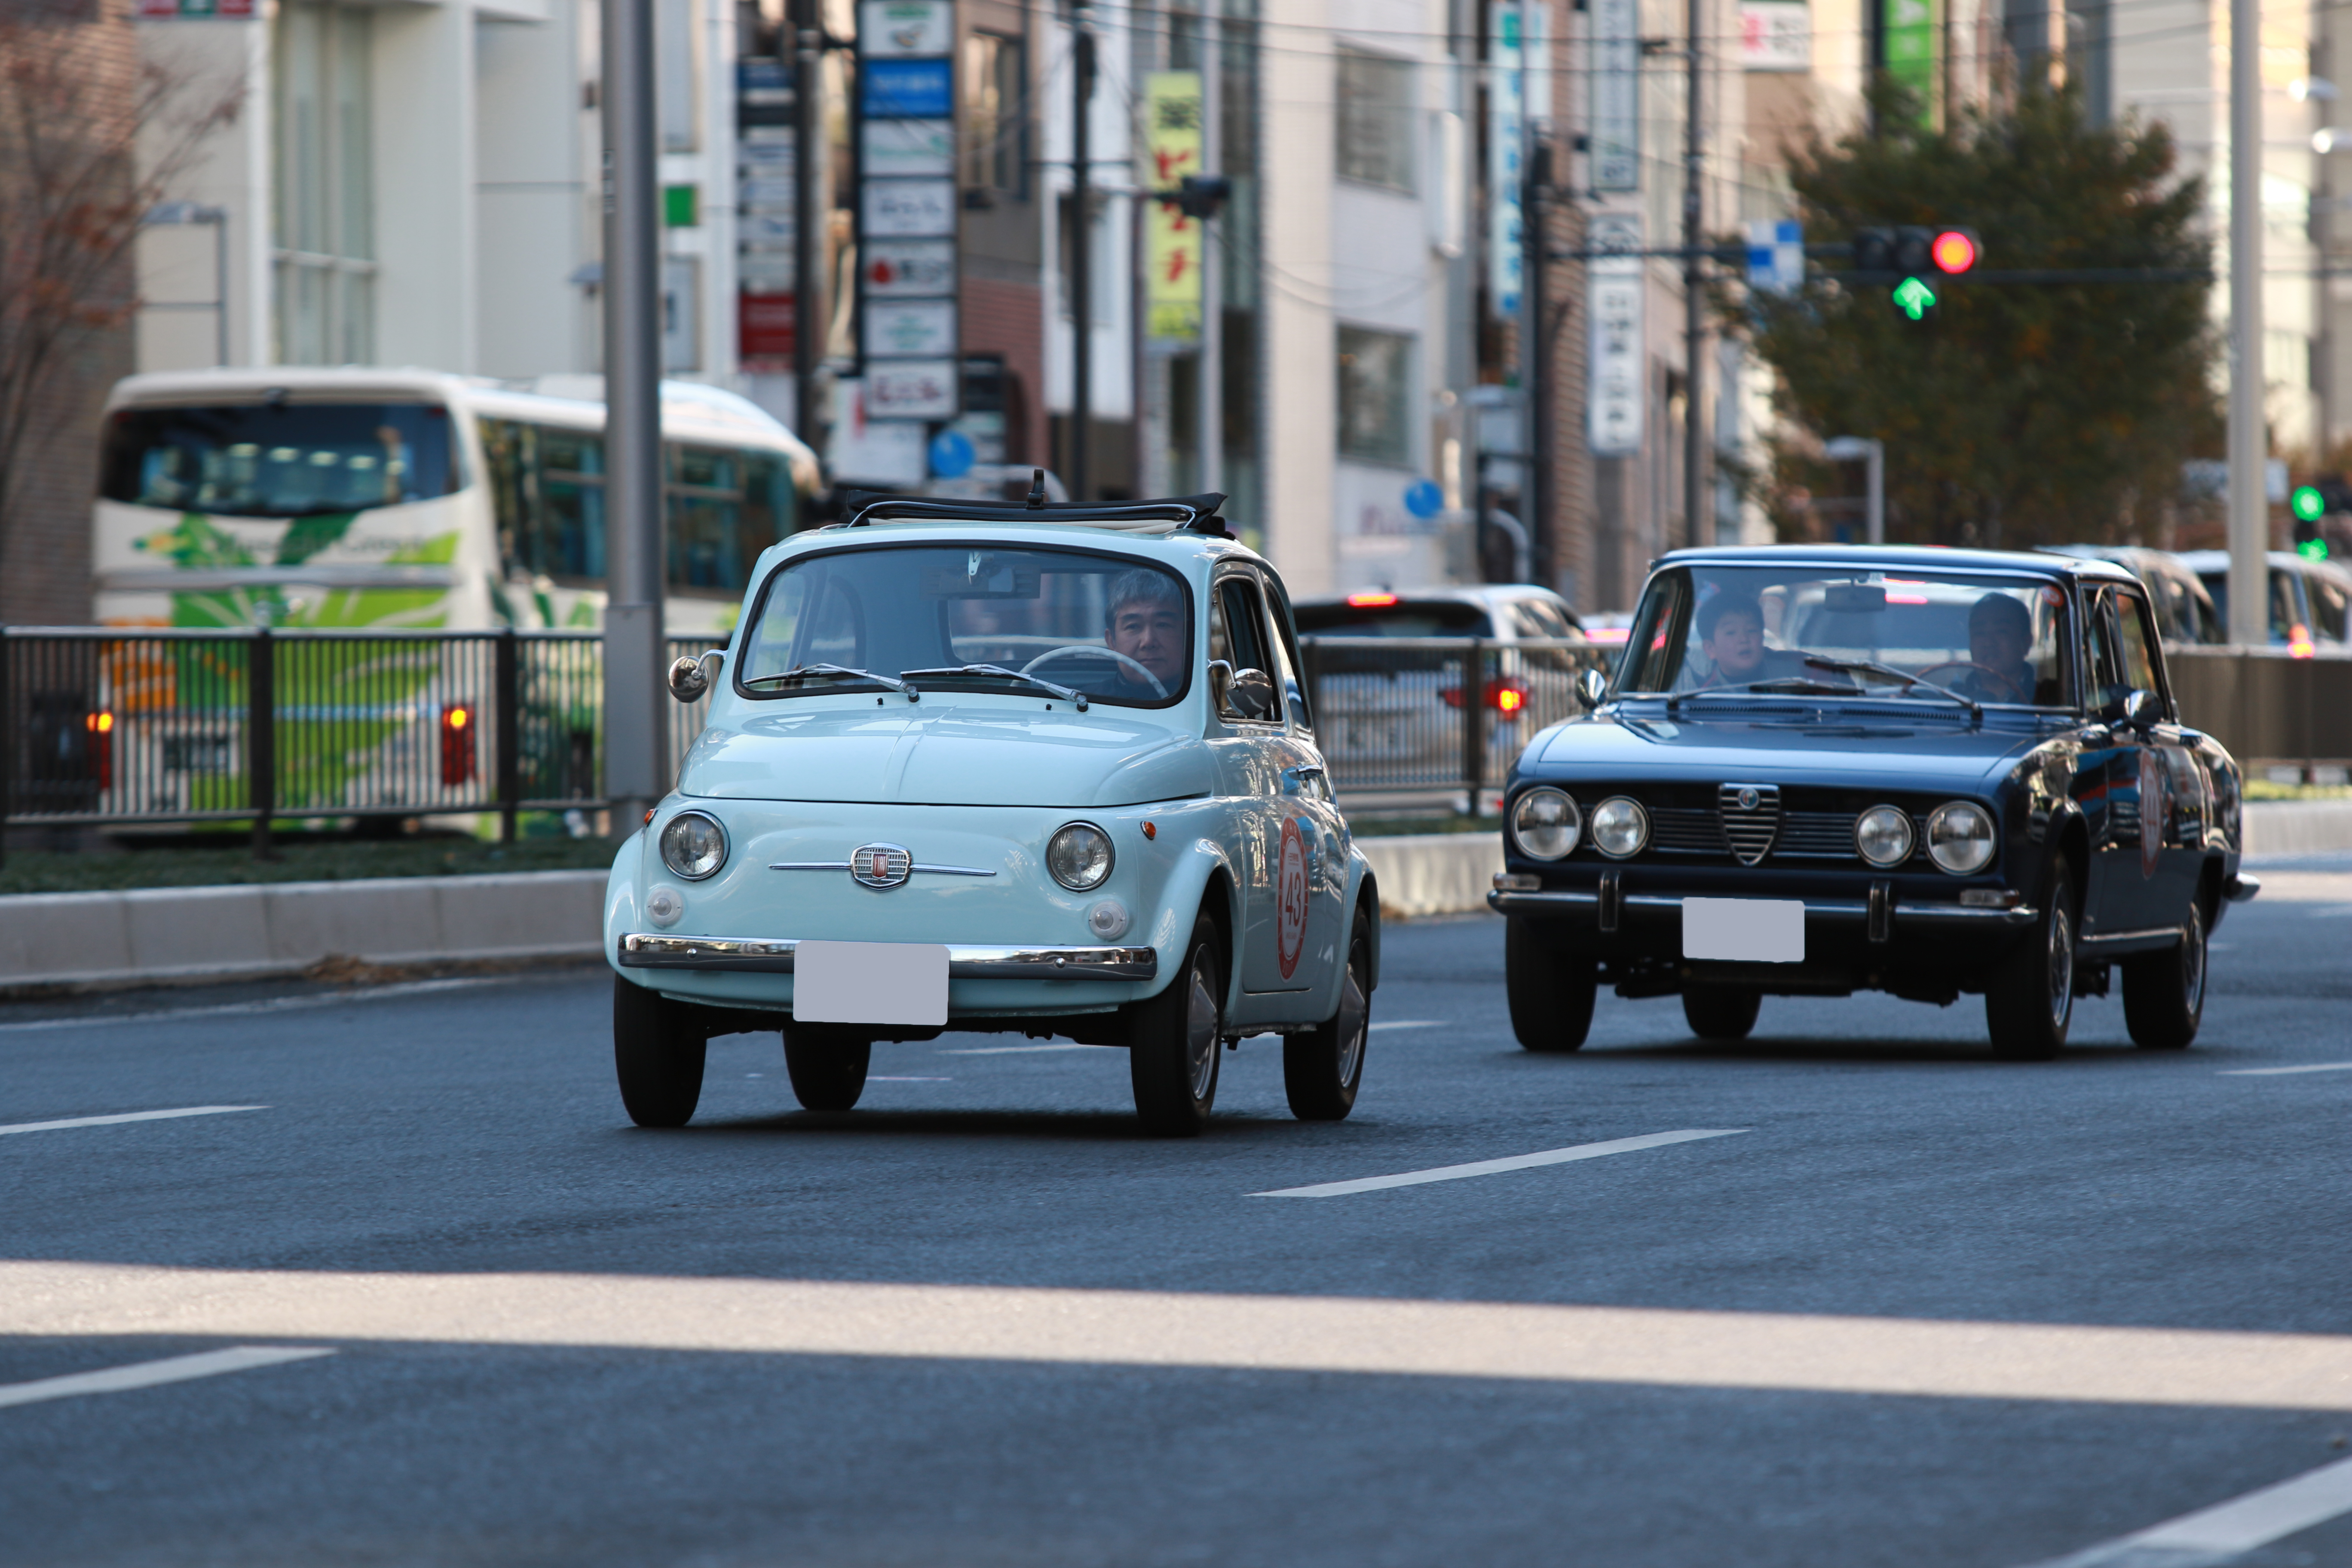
[1025,469,1047,509]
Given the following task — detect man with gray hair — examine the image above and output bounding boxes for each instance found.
[1104,568,1187,694]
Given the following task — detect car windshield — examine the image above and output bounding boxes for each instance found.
[738,543,1192,707]
[100,402,460,518]
[1617,565,2076,708]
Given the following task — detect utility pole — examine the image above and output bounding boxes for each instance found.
[792,0,823,450]
[1525,142,1550,586]
[1070,9,1098,502]
[1681,0,1705,552]
[1198,12,1223,499]
[601,0,667,826]
[2227,0,2268,646]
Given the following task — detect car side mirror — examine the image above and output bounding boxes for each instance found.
[1224,667,1276,721]
[668,649,723,703]
[2122,687,2160,727]
[1576,667,1610,710]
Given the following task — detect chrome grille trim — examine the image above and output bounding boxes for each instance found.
[618,933,1157,981]
[1718,783,1782,866]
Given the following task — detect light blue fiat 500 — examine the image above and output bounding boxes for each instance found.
[604,490,1379,1136]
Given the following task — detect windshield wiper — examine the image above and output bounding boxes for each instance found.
[1664,677,1856,710]
[1803,656,1981,720]
[898,664,1089,711]
[741,662,917,696]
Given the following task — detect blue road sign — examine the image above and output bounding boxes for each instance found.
[1403,478,1445,519]
[928,429,975,479]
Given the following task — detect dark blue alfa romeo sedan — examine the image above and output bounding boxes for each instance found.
[1488,546,2257,1059]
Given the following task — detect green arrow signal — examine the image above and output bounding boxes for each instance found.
[1892,276,1936,320]
[2292,485,2325,522]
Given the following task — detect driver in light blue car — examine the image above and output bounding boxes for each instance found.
[1105,568,1188,697]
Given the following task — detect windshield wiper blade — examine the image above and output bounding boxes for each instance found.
[897,664,1089,710]
[741,662,916,695]
[1664,677,1854,710]
[1803,656,1981,720]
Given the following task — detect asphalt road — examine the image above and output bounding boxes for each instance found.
[5,862,2352,1567]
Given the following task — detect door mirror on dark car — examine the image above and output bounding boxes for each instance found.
[2122,687,2162,727]
[1576,668,1610,710]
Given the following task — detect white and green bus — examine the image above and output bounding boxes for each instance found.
[95,367,822,634]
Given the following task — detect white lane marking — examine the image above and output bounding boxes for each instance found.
[2219,1063,2352,1076]
[865,1076,952,1082]
[0,977,498,1034]
[2023,1452,2352,1567]
[1368,1019,1442,1032]
[1251,1129,1749,1198]
[0,1345,334,1411]
[940,1043,1098,1055]
[0,1106,266,1137]
[15,1262,2352,1409]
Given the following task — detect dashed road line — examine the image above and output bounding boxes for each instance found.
[0,1106,267,1137]
[0,977,499,1034]
[940,1043,1099,1055]
[0,1346,334,1411]
[2023,1450,2352,1567]
[1250,1129,1749,1198]
[1368,1019,1443,1032]
[2218,1063,2352,1077]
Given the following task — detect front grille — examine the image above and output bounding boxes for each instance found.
[1778,810,1861,858]
[1648,806,1722,854]
[1718,784,1781,865]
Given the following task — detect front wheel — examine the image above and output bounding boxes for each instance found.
[2122,900,2206,1050]
[1285,906,1372,1121]
[1129,912,1225,1136]
[1682,984,1761,1042]
[614,976,707,1127]
[783,1025,871,1111]
[1985,858,2076,1061]
[1507,917,1596,1053]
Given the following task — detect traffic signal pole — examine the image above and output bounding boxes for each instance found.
[1681,0,1705,551]
[2227,0,2268,646]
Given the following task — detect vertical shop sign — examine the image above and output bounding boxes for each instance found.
[856,0,959,420]
[1586,212,1643,456]
[736,57,797,366]
[1589,0,1638,191]
[1487,2,1523,319]
[1142,71,1205,343]
[1883,0,1937,118]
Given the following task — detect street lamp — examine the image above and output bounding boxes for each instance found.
[1823,436,1885,545]
[2315,128,2352,153]
[2293,77,2340,102]
[141,201,229,367]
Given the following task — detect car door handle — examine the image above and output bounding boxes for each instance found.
[1280,765,1326,796]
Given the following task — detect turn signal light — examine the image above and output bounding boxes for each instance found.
[1346,591,1400,607]
[1441,679,1531,716]
[2290,624,2316,658]
[440,702,477,785]
[85,710,114,790]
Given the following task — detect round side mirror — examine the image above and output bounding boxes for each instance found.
[2123,687,2161,728]
[668,649,723,703]
[1226,667,1277,721]
[1576,667,1610,710]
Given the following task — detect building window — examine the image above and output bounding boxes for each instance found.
[962,32,1025,197]
[1336,325,1412,465]
[273,1,376,365]
[1335,47,1414,193]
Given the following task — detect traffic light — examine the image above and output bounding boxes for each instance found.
[1930,228,1981,274]
[2294,483,2331,559]
[1854,225,1981,320]
[1891,276,1938,320]
[1853,228,1895,274]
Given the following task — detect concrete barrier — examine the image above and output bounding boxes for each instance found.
[2242,800,2352,858]
[0,871,607,992]
[1357,833,1503,919]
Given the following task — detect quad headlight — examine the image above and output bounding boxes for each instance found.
[1047,822,1115,891]
[658,810,729,880]
[1854,804,1916,868]
[1589,795,1650,859]
[1510,787,1581,860]
[1926,800,1996,875]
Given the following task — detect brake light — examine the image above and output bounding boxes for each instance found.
[85,710,114,790]
[2290,624,2316,658]
[440,702,477,785]
[1441,680,1531,716]
[1346,591,1400,607]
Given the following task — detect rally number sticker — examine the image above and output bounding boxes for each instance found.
[1276,818,1310,980]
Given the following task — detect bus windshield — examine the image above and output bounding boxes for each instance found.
[100,402,460,518]
[1618,565,2076,707]
[739,545,1192,708]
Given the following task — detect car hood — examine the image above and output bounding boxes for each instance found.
[1531,706,2047,787]
[679,701,1214,807]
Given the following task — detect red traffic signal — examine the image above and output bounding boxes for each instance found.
[1929,229,1979,274]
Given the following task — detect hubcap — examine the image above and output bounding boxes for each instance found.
[1184,945,1219,1100]
[1334,949,1368,1085]
[2048,897,2075,1031]
[2182,906,2206,1013]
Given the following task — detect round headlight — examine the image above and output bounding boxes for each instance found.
[1047,822,1115,891]
[1854,804,1916,868]
[1926,801,1996,875]
[658,811,728,880]
[1510,787,1581,860]
[1589,796,1649,859]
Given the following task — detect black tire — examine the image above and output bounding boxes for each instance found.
[1286,906,1372,1121]
[2122,900,2206,1050]
[1129,911,1224,1136]
[613,976,707,1127]
[783,1024,871,1112]
[1507,916,1596,1053]
[1985,857,2076,1061]
[1682,984,1761,1042]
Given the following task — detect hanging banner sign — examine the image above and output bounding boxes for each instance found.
[856,0,959,416]
[1142,70,1205,343]
[860,0,951,55]
[1741,2,1811,70]
[1589,0,1639,191]
[1883,0,1938,118]
[1587,212,1644,456]
[864,239,958,297]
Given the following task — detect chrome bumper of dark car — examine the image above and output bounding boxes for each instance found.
[1484,890,2039,925]
[616,933,1159,982]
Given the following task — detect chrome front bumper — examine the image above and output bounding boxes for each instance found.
[616,933,1159,982]
[1485,889,2039,926]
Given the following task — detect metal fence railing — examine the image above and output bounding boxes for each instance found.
[2165,646,2352,777]
[0,627,723,857]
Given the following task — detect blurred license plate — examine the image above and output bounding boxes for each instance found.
[1681,898,1804,963]
[794,940,949,1025]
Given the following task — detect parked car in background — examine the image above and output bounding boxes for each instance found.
[1293,586,1592,796]
[1491,545,2255,1060]
[2044,545,2225,645]
[2176,549,2352,653]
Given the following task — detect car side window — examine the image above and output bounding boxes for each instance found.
[1209,574,1280,723]
[1259,583,1314,729]
[2083,588,2125,711]
[2308,571,2349,641]
[2115,591,2164,712]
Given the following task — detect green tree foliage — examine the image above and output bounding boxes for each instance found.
[1739,82,2218,548]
